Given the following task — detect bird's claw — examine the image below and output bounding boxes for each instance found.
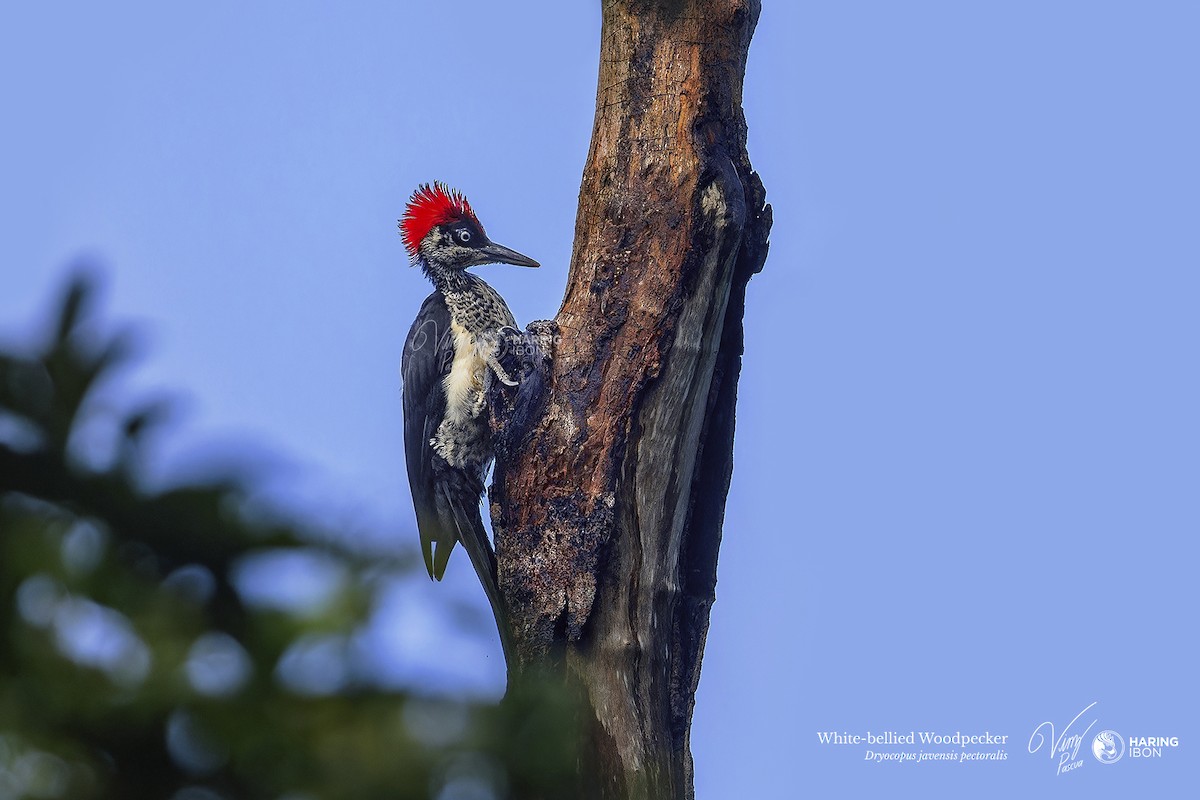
[485,353,520,388]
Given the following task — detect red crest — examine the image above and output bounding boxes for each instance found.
[399,182,481,260]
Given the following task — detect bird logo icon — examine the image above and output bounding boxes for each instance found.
[1091,730,1125,764]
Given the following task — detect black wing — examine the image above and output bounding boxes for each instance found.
[401,292,515,673]
[401,291,457,579]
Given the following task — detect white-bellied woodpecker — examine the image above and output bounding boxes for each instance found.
[399,182,537,667]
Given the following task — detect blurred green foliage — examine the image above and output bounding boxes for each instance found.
[0,275,580,800]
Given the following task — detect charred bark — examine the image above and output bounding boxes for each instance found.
[489,1,771,797]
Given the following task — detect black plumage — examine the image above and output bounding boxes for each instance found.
[401,290,512,662]
[401,290,456,578]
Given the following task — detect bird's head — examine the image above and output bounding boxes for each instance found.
[400,183,540,277]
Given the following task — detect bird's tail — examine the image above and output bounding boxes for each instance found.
[436,480,517,677]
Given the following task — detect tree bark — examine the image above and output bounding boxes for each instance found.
[489,1,770,797]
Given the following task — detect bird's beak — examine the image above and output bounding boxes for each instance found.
[480,241,540,268]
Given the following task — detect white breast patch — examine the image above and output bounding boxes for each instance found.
[443,319,485,425]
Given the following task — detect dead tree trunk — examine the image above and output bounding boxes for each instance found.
[489,1,771,797]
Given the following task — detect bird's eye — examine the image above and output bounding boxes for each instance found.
[457,230,472,244]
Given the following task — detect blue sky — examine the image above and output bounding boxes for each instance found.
[3,2,1197,797]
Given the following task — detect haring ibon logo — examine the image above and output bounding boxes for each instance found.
[1092,730,1125,765]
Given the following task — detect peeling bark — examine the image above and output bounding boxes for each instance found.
[489,1,771,797]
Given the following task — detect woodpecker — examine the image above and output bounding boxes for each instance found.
[399,182,537,663]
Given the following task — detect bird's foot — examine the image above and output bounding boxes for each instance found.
[488,326,530,386]
[486,353,519,387]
